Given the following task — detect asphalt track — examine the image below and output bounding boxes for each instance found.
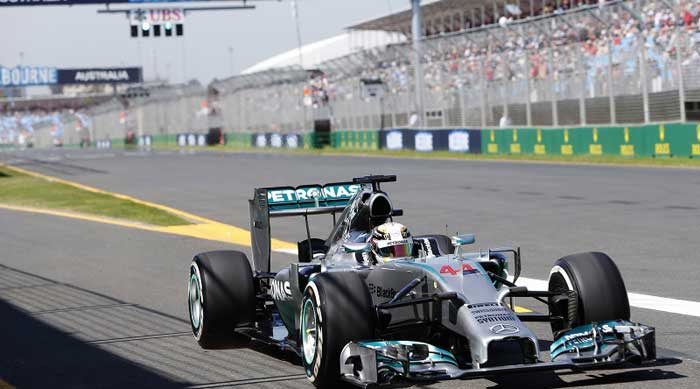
[1,148,699,388]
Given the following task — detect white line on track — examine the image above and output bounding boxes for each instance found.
[517,277,700,318]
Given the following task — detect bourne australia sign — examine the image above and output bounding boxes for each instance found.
[0,0,215,5]
[0,66,142,87]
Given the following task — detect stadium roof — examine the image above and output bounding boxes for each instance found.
[241,30,405,75]
[348,0,531,33]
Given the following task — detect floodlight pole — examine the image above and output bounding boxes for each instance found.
[411,0,425,128]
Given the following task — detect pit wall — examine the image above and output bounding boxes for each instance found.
[71,122,700,159]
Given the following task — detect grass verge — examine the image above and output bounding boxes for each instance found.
[162,144,700,169]
[0,165,190,226]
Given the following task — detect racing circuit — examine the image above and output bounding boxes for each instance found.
[0,148,698,388]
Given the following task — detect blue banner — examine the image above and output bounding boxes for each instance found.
[0,66,57,87]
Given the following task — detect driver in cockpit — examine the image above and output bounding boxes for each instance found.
[353,221,414,265]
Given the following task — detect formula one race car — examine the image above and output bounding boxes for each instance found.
[187,175,655,387]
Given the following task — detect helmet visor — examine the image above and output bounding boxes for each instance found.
[375,240,412,259]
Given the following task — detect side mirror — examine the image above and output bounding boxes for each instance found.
[343,242,370,253]
[451,234,476,247]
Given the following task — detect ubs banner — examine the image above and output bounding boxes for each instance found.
[0,66,142,87]
[380,129,482,153]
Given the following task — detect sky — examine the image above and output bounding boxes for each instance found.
[0,0,411,86]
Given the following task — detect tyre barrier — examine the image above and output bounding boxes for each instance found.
[379,128,482,153]
[252,133,303,149]
[177,133,208,147]
[95,139,112,149]
[138,135,153,147]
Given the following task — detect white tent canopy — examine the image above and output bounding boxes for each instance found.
[241,30,406,75]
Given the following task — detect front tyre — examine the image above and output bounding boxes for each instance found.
[301,272,374,387]
[548,251,630,338]
[188,250,255,349]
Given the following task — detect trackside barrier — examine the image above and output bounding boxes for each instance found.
[95,140,112,149]
[331,130,379,150]
[176,133,208,147]
[138,135,153,148]
[251,133,304,149]
[92,122,700,159]
[225,132,252,148]
[150,134,177,147]
[482,123,700,158]
[379,129,483,153]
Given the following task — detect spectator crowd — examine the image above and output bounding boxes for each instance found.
[316,0,700,106]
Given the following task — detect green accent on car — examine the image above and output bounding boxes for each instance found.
[395,260,444,280]
[188,273,201,329]
[550,320,629,360]
[359,340,458,365]
[301,299,318,365]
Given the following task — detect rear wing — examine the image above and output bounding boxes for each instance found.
[249,182,363,272]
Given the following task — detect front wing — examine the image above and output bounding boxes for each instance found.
[339,321,655,387]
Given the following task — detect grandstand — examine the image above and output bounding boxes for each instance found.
[203,0,699,133]
[16,0,700,148]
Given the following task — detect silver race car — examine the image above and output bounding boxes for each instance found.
[187,175,655,387]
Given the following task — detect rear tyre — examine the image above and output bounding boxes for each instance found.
[548,251,630,338]
[301,272,374,387]
[188,250,255,349]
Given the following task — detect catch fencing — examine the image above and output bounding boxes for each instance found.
[207,0,700,133]
[28,0,700,150]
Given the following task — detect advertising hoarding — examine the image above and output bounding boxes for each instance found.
[0,66,142,87]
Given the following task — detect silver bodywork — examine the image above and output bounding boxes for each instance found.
[320,185,537,367]
[248,179,656,387]
[361,257,538,367]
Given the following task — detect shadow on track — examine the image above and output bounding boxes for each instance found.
[0,298,186,389]
[0,264,309,389]
[483,358,684,389]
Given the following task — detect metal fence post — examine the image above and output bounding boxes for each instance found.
[502,55,510,126]
[459,59,467,127]
[638,33,650,124]
[480,59,487,128]
[239,92,246,132]
[549,46,559,126]
[606,31,617,124]
[675,29,686,122]
[411,0,426,127]
[578,43,587,126]
[525,51,532,127]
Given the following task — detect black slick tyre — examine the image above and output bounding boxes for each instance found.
[548,251,630,338]
[188,250,255,349]
[300,272,374,388]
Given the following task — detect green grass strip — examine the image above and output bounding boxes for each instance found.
[0,166,190,226]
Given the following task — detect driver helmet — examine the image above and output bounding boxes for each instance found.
[370,222,414,262]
